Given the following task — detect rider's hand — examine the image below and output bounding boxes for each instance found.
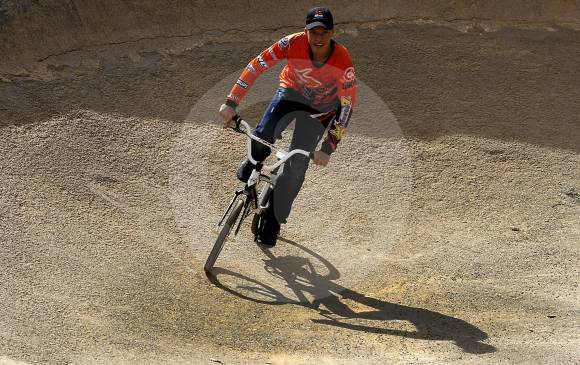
[219,103,236,128]
[312,151,331,166]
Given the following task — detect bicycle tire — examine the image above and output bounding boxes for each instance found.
[251,213,265,235]
[204,198,244,272]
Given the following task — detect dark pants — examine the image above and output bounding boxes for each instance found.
[249,88,333,224]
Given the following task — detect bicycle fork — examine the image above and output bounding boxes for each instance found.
[216,190,243,229]
[215,188,257,240]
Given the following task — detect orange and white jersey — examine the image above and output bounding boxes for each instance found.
[227,32,356,132]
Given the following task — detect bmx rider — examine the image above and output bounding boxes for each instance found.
[219,7,357,247]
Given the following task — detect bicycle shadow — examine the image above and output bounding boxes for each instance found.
[206,237,496,354]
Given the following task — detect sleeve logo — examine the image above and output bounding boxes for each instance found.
[227,93,241,102]
[342,80,355,89]
[340,96,352,106]
[338,96,352,126]
[246,63,257,75]
[278,37,290,48]
[257,55,268,70]
[330,125,346,139]
[343,67,355,82]
[236,79,249,89]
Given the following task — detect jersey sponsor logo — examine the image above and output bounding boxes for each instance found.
[257,55,268,69]
[295,68,322,88]
[246,63,257,75]
[278,37,290,48]
[236,79,249,89]
[343,66,355,82]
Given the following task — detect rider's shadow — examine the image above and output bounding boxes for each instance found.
[206,237,496,355]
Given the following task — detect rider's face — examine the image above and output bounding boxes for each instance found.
[306,27,335,51]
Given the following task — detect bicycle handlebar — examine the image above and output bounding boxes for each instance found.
[230,115,313,172]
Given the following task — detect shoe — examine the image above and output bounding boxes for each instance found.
[236,159,255,183]
[256,211,280,247]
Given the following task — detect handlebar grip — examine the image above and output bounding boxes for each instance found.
[231,114,243,133]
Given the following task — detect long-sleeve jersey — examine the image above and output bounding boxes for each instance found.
[226,31,356,154]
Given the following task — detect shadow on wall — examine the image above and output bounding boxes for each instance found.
[206,238,497,355]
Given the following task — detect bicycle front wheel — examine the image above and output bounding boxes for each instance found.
[204,198,244,272]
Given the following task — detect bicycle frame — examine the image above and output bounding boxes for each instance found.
[215,115,312,240]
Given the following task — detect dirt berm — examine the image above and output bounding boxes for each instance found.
[1,1,579,364]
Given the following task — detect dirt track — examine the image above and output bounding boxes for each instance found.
[1,2,579,364]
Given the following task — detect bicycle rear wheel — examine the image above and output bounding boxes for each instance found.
[251,212,266,236]
[204,197,244,272]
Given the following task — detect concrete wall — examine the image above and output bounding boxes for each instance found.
[1,0,579,72]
